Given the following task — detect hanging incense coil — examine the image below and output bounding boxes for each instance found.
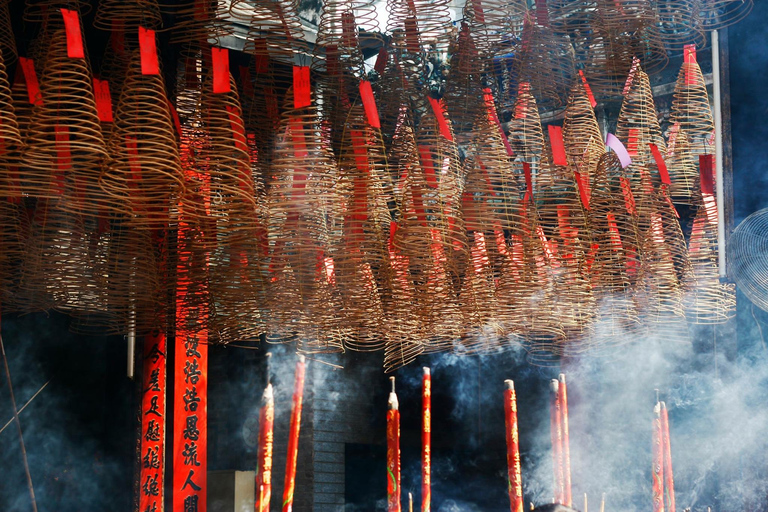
[386,0,453,56]
[99,48,184,230]
[548,0,597,38]
[615,67,666,174]
[669,47,714,155]
[563,76,605,184]
[22,28,110,212]
[0,0,16,64]
[24,0,92,23]
[697,0,753,29]
[510,16,575,109]
[170,0,230,46]
[665,124,699,204]
[0,50,23,200]
[507,82,545,170]
[93,0,162,32]
[0,199,26,307]
[461,0,527,56]
[442,24,486,138]
[683,207,735,324]
[654,0,706,50]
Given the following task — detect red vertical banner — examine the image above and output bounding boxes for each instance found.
[256,383,275,512]
[139,332,168,512]
[652,403,665,512]
[503,380,523,512]
[173,232,208,512]
[282,356,307,512]
[558,374,572,508]
[421,368,431,512]
[387,378,401,512]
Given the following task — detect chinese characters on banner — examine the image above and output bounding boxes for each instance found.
[140,332,167,512]
[173,221,208,512]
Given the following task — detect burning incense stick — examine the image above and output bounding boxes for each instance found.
[660,402,676,512]
[422,368,431,512]
[256,382,275,512]
[504,380,523,512]
[584,493,588,512]
[409,492,414,512]
[600,493,605,512]
[282,355,307,512]
[559,374,572,507]
[388,376,401,512]
[550,379,565,504]
[652,402,665,512]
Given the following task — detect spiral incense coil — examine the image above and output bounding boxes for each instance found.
[665,124,699,204]
[507,82,545,168]
[386,0,453,56]
[669,49,714,154]
[563,77,604,181]
[510,16,575,109]
[0,199,25,307]
[615,67,666,169]
[0,0,16,64]
[22,29,110,212]
[698,0,753,29]
[170,0,230,46]
[93,0,162,32]
[594,0,668,73]
[461,0,527,56]
[683,208,735,324]
[100,49,184,230]
[97,32,133,109]
[442,25,486,138]
[548,0,597,38]
[384,337,424,372]
[374,65,410,155]
[23,0,92,23]
[654,0,706,50]
[0,51,23,199]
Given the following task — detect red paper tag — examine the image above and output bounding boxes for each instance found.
[265,87,279,121]
[138,332,167,512]
[293,66,311,109]
[93,78,114,123]
[389,221,398,248]
[125,135,143,195]
[548,125,568,166]
[139,27,159,75]
[649,143,670,185]
[619,176,636,215]
[699,154,714,195]
[483,88,514,157]
[574,170,590,210]
[359,80,381,129]
[578,70,597,108]
[61,9,85,59]
[19,58,43,106]
[405,17,420,53]
[522,162,532,202]
[606,212,622,250]
[418,145,438,189]
[350,130,370,175]
[514,82,530,120]
[374,47,388,74]
[626,128,639,157]
[226,105,248,153]
[427,97,453,142]
[54,125,70,196]
[211,47,230,93]
[684,44,696,65]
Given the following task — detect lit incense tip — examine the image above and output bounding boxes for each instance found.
[423,367,430,376]
[298,354,306,364]
[550,379,559,393]
[504,379,514,391]
[263,383,273,402]
[558,373,567,384]
[388,377,399,410]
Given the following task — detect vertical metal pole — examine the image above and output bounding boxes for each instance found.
[712,30,727,278]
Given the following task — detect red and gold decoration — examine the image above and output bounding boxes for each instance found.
[139,331,167,512]
[503,380,523,512]
[387,376,401,512]
[256,381,275,512]
[422,367,432,512]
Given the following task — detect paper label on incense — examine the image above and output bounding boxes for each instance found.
[579,70,597,108]
[548,125,568,166]
[483,88,514,157]
[61,9,85,58]
[699,154,715,195]
[93,78,114,123]
[649,143,670,185]
[514,82,530,120]
[428,97,453,141]
[574,171,590,210]
[139,27,160,75]
[473,0,486,24]
[412,183,427,226]
[211,47,230,93]
[293,66,311,109]
[627,128,639,157]
[18,58,42,106]
[522,162,533,203]
[111,20,125,54]
[419,145,438,189]
[139,332,167,512]
[684,44,697,86]
[619,177,637,215]
[359,80,381,129]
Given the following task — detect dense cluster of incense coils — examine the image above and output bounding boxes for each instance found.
[0,0,743,369]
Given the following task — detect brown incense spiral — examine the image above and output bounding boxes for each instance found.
[0,199,25,307]
[93,0,163,32]
[664,124,699,204]
[169,0,230,46]
[563,77,604,182]
[462,0,527,56]
[669,52,715,155]
[698,0,753,30]
[615,68,666,170]
[654,0,706,50]
[0,0,17,64]
[386,0,453,57]
[0,50,23,199]
[24,0,92,23]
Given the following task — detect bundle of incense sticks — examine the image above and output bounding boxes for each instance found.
[388,377,402,512]
[549,375,572,506]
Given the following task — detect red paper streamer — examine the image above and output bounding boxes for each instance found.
[174,226,208,512]
[427,97,453,141]
[482,88,514,157]
[93,78,114,123]
[293,66,311,109]
[139,27,159,75]
[139,332,167,512]
[211,47,230,93]
[504,381,523,512]
[341,11,357,48]
[522,162,533,203]
[18,58,42,106]
[61,9,85,58]
[166,99,183,138]
[649,143,670,185]
[699,154,714,195]
[627,128,639,157]
[422,369,432,512]
[661,402,676,512]
[535,0,549,27]
[548,125,568,166]
[375,47,388,74]
[574,171,590,210]
[256,384,275,512]
[652,404,665,512]
[620,177,637,216]
[578,70,597,108]
[558,375,572,508]
[359,80,381,129]
[254,39,269,74]
[418,146,438,189]
[473,0,486,24]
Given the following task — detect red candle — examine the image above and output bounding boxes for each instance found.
[558,374,572,507]
[422,368,432,512]
[550,380,565,504]
[256,383,275,512]
[387,377,401,512]
[282,355,307,512]
[660,402,675,512]
[504,380,523,512]
[652,402,666,512]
